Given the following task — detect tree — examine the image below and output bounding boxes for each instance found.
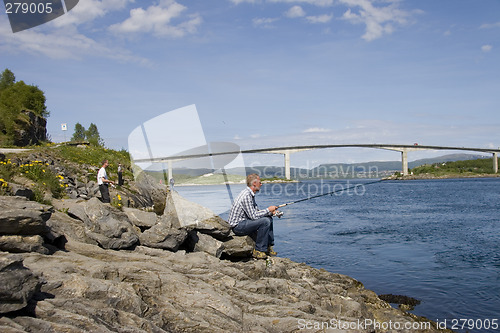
[71,123,86,142]
[0,69,15,91]
[0,68,50,146]
[0,80,49,118]
[86,123,104,146]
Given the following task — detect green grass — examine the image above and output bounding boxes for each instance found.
[0,157,65,200]
[0,144,134,204]
[410,157,498,176]
[55,145,130,174]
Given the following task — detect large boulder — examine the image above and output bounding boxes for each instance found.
[166,191,231,239]
[44,210,97,247]
[138,214,188,251]
[130,172,167,214]
[123,207,157,229]
[186,231,225,258]
[222,234,255,257]
[0,254,42,314]
[0,196,52,235]
[63,197,138,250]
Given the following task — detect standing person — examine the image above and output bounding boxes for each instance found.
[169,177,175,190]
[97,159,114,203]
[228,173,279,259]
[117,163,123,186]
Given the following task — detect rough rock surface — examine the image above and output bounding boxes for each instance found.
[0,254,42,313]
[0,196,52,235]
[0,193,452,333]
[12,110,47,147]
[0,240,450,333]
[138,214,188,251]
[167,191,231,239]
[63,197,139,249]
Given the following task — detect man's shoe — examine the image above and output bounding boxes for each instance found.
[267,246,277,256]
[252,249,267,259]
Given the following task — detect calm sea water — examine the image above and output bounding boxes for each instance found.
[178,178,500,332]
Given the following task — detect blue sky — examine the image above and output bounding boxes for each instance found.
[1,0,499,166]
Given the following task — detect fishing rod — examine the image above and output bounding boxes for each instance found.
[273,178,390,217]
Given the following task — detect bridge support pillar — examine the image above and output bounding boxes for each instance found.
[401,149,409,176]
[493,152,498,174]
[168,160,173,184]
[284,150,291,180]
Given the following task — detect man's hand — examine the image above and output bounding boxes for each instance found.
[268,205,278,213]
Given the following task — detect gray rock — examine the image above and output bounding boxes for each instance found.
[138,215,188,251]
[166,191,231,239]
[9,184,34,201]
[187,231,225,258]
[81,198,139,249]
[0,235,49,254]
[0,196,52,235]
[222,234,255,257]
[0,239,447,333]
[44,210,97,246]
[0,254,42,314]
[123,207,158,228]
[12,110,47,146]
[53,198,138,249]
[131,172,167,214]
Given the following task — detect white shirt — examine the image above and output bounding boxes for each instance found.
[97,167,107,185]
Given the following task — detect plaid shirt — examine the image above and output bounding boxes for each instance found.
[228,187,270,227]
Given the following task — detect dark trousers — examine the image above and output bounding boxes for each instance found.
[99,184,110,203]
[233,216,274,252]
[118,172,123,186]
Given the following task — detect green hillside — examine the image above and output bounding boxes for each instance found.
[409,157,499,177]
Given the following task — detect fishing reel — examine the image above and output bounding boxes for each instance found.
[274,210,284,218]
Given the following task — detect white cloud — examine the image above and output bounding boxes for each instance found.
[306,14,332,23]
[0,17,149,64]
[480,22,500,29]
[269,0,334,7]
[481,44,493,53]
[109,0,202,38]
[285,6,306,18]
[229,0,261,4]
[340,0,412,41]
[303,127,331,133]
[253,17,280,28]
[52,0,131,27]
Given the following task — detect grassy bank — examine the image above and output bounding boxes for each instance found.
[406,157,499,178]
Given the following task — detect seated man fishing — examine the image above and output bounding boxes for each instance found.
[228,173,279,259]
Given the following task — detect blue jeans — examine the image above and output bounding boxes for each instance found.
[233,216,274,252]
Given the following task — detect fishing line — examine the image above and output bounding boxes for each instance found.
[276,178,390,209]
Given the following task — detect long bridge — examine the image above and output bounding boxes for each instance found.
[134,144,500,180]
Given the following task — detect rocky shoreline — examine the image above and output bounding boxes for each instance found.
[0,193,455,332]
